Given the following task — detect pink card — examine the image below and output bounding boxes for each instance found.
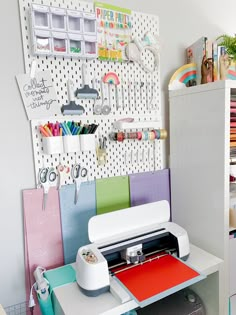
[23,188,64,314]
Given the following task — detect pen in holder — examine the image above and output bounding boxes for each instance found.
[97,136,107,166]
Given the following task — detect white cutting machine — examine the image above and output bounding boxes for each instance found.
[76,200,190,298]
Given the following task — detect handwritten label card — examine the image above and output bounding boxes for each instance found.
[16,70,60,120]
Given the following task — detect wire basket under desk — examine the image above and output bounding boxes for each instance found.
[4,302,31,315]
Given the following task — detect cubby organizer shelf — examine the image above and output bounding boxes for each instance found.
[30,4,97,58]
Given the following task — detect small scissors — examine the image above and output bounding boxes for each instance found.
[71,164,88,204]
[38,167,57,210]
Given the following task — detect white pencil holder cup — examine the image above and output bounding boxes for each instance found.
[80,134,95,151]
[63,135,80,153]
[42,136,64,155]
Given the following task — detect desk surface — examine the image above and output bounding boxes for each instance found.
[53,244,223,315]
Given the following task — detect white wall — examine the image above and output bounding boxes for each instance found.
[1,0,236,308]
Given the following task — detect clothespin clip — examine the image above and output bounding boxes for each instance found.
[30,59,37,79]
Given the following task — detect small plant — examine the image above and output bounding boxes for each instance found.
[217,34,236,62]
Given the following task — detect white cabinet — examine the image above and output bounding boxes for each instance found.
[169,80,236,315]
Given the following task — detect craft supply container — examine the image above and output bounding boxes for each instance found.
[63,135,80,153]
[42,136,63,155]
[80,134,96,151]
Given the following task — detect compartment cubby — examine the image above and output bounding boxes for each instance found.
[31,4,50,29]
[83,12,96,35]
[52,32,67,54]
[67,10,83,33]
[30,5,97,58]
[50,7,66,31]
[68,34,83,56]
[83,35,97,58]
[33,30,51,54]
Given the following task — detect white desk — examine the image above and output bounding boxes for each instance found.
[53,244,223,315]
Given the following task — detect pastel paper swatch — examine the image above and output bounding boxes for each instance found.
[59,182,96,264]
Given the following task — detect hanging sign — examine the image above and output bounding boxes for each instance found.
[95,2,132,62]
[16,70,60,120]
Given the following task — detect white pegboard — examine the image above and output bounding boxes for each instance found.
[19,0,164,186]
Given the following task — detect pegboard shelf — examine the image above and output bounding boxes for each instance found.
[113,120,161,130]
[19,0,163,185]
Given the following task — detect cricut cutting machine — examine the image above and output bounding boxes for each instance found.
[76,200,194,304]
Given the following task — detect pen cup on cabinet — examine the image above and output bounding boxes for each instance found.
[63,135,80,153]
[80,134,95,151]
[42,136,63,155]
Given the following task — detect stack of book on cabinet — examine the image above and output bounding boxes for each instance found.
[230,97,236,158]
[186,36,236,86]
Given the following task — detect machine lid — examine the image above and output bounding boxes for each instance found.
[88,200,170,243]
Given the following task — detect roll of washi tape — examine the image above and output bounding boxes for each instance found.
[160,129,168,139]
[150,130,155,140]
[155,129,160,139]
[117,132,124,142]
[144,131,149,141]
[129,132,138,139]
[137,131,142,140]
[152,129,158,139]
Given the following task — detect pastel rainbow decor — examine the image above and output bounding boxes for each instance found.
[169,63,197,85]
[227,63,236,80]
[103,72,120,85]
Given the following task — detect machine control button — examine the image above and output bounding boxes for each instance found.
[81,249,98,264]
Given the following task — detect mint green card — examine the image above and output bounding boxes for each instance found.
[44,265,76,290]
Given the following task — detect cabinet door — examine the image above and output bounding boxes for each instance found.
[230,238,236,296]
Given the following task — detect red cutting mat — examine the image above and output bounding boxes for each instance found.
[113,255,200,302]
